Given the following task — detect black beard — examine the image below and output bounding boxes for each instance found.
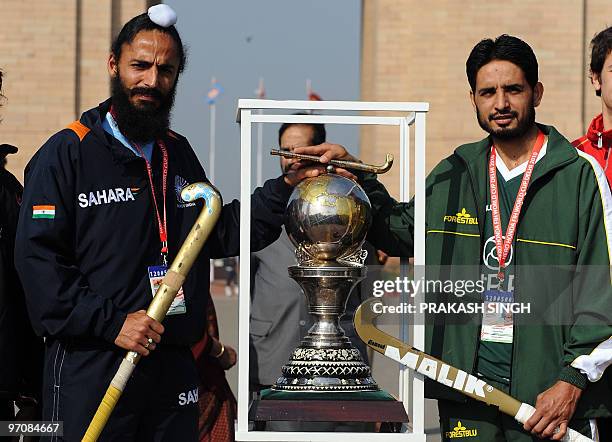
[110,74,176,143]
[477,104,536,140]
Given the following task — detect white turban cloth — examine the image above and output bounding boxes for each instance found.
[148,4,177,28]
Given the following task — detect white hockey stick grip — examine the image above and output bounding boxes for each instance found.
[110,358,136,392]
[515,403,594,442]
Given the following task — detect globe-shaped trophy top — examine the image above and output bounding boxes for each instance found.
[285,174,372,264]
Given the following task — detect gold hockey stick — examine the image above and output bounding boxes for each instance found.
[270,149,394,174]
[82,182,222,441]
[354,298,594,442]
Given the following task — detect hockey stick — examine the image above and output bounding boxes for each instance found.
[353,298,593,442]
[82,182,222,441]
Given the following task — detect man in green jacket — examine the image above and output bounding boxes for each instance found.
[294,35,612,441]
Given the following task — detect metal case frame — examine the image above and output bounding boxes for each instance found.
[236,99,428,441]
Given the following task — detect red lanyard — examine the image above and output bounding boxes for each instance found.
[489,130,545,284]
[133,140,169,264]
[108,107,169,263]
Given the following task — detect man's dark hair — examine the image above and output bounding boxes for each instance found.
[589,26,612,97]
[466,34,538,92]
[111,13,187,74]
[278,113,326,146]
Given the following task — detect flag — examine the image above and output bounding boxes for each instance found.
[32,205,55,219]
[254,77,265,99]
[306,79,322,101]
[308,91,322,101]
[207,78,223,105]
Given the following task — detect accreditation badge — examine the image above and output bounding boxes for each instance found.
[480,290,513,343]
[148,265,186,315]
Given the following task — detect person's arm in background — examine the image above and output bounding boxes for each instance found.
[206,175,294,258]
[179,138,335,259]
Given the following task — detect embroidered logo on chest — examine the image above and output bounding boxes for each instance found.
[175,175,196,209]
[443,208,478,225]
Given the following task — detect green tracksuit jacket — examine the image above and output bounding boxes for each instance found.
[361,124,612,418]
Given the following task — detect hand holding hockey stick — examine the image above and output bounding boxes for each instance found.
[353,298,593,442]
[82,182,222,441]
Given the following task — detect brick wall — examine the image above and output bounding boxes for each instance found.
[361,0,612,199]
[79,2,113,114]
[2,1,609,185]
[1,0,77,177]
[0,0,151,179]
[584,0,611,128]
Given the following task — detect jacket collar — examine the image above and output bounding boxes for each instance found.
[78,99,139,164]
[77,98,179,164]
[453,124,577,220]
[586,113,612,147]
[454,124,576,179]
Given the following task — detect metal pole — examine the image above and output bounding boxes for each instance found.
[255,78,265,187]
[237,109,253,433]
[256,110,263,187]
[209,103,216,284]
[209,103,216,184]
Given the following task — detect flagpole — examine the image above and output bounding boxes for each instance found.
[209,102,216,184]
[256,109,263,187]
[208,95,216,285]
[255,77,265,187]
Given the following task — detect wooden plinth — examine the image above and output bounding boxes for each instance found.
[249,399,409,424]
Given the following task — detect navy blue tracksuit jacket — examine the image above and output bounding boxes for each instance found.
[14,99,292,440]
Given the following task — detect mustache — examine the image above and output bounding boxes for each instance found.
[489,110,518,121]
[130,87,163,101]
[110,73,175,142]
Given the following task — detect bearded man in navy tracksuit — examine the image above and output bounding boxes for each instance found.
[14,6,315,441]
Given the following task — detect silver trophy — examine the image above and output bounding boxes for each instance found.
[272,171,382,392]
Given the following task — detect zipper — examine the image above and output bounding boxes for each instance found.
[459,150,533,384]
[506,139,578,395]
[598,132,603,149]
[455,143,574,381]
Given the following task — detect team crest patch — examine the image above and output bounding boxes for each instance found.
[445,421,478,438]
[443,208,478,225]
[175,175,195,208]
[33,205,55,219]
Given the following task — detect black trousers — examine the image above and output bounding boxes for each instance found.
[41,340,199,442]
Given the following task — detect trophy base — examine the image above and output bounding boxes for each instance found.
[272,347,379,392]
[272,263,378,392]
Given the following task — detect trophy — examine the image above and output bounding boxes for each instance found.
[269,150,393,392]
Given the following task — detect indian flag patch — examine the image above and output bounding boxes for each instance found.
[33,205,55,219]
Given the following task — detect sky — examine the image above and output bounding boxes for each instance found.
[165,0,362,200]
